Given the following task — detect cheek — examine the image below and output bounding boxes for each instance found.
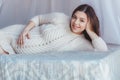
[80,27,86,32]
[80,23,86,29]
[82,25,86,29]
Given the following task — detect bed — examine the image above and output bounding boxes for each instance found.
[0,44,120,80]
[0,0,120,79]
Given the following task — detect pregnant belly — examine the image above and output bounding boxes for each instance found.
[11,37,48,54]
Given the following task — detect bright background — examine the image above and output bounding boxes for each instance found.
[0,0,120,45]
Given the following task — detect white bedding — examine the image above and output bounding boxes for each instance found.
[0,48,120,80]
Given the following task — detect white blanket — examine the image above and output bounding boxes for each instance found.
[0,49,120,80]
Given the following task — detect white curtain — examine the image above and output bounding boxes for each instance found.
[0,0,81,27]
[0,0,120,44]
[0,0,3,12]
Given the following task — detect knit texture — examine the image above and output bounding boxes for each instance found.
[0,12,107,54]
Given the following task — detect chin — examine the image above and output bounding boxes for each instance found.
[72,31,80,34]
[72,29,84,34]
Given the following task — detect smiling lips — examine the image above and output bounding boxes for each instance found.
[72,25,81,29]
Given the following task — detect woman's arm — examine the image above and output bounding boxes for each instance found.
[30,12,69,26]
[17,12,69,46]
[17,21,35,46]
[86,21,108,51]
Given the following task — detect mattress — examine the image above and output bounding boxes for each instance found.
[0,44,120,80]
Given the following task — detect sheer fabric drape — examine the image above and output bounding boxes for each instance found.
[0,0,81,27]
[0,0,3,12]
[0,0,120,44]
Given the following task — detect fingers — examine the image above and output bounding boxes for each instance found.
[26,32,30,39]
[17,31,31,47]
[86,20,93,32]
[17,34,24,47]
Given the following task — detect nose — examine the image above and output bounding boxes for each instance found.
[74,19,79,25]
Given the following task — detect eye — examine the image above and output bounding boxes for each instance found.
[72,15,77,19]
[80,19,84,22]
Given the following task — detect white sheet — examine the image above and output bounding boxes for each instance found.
[0,49,120,80]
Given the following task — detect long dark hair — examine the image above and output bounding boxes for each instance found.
[71,4,100,41]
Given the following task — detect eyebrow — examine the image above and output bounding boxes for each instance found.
[80,17,86,20]
[73,14,86,20]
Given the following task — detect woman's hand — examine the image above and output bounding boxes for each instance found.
[17,21,35,47]
[86,20,99,40]
[86,20,93,33]
[17,30,30,47]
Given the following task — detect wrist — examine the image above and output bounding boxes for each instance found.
[86,30,99,40]
[22,29,29,34]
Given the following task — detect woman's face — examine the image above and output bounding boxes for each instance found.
[70,11,88,34]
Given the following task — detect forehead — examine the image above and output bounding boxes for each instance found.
[74,11,87,19]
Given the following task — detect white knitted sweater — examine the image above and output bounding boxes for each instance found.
[0,12,108,54]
